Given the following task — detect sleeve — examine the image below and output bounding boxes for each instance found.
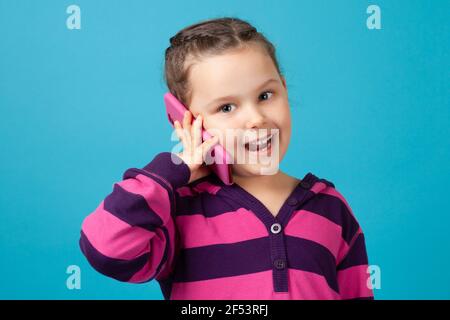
[79,152,191,283]
[337,223,374,300]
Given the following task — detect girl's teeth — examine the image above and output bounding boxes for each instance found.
[245,136,272,152]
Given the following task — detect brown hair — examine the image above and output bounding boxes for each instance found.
[163,17,283,108]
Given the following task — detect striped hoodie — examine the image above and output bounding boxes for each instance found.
[79,152,374,300]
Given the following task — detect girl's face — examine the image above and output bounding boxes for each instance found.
[187,45,291,178]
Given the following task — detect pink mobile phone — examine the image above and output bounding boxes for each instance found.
[164,92,233,185]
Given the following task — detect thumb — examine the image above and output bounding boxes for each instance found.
[189,163,212,183]
[202,135,220,161]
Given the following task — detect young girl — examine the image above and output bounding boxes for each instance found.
[79,17,374,300]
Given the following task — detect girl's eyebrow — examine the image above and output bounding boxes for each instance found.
[204,78,279,109]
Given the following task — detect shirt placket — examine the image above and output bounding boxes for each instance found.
[225,173,318,293]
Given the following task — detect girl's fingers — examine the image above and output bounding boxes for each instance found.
[177,112,217,165]
[183,111,193,152]
[201,135,220,159]
[192,115,202,148]
[174,120,184,142]
[183,110,191,132]
[175,119,191,151]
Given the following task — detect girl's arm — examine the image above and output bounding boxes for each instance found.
[328,186,375,300]
[79,152,190,283]
[337,227,374,300]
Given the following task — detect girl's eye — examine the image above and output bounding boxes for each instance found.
[217,91,274,113]
[259,91,273,101]
[218,104,235,113]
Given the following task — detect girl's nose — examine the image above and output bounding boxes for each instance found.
[244,104,267,129]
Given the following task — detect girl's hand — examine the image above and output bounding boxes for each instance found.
[174,111,220,184]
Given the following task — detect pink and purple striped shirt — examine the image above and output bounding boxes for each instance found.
[79,152,374,300]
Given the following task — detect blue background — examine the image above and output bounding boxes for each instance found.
[0,0,449,299]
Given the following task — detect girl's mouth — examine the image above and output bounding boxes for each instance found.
[244,134,273,153]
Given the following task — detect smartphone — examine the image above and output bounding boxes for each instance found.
[164,92,233,185]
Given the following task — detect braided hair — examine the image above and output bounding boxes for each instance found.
[163,17,283,107]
